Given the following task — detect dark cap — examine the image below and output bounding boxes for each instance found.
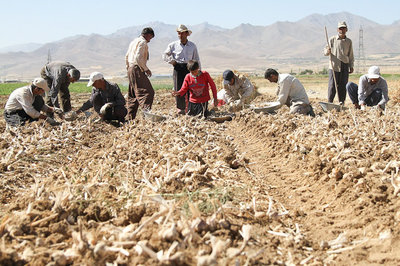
[223,70,234,84]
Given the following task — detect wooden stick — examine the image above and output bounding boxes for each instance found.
[325,26,339,102]
[30,213,59,227]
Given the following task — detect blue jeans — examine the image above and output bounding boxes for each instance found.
[346,82,383,106]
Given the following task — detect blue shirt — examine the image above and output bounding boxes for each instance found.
[163,40,200,68]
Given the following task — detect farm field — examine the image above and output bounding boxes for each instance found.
[1,75,400,265]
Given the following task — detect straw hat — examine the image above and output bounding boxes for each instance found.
[176,24,192,35]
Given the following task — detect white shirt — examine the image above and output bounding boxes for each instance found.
[276,74,310,107]
[5,85,48,118]
[163,40,200,67]
[125,36,150,71]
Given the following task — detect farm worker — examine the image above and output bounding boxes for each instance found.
[163,24,200,115]
[40,61,80,117]
[171,60,217,118]
[324,21,354,104]
[221,70,257,111]
[76,72,127,123]
[346,66,389,110]
[4,78,61,126]
[125,27,155,120]
[264,68,314,116]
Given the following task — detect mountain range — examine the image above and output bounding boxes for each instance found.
[1,12,400,79]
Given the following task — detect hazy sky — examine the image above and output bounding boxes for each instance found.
[0,0,399,48]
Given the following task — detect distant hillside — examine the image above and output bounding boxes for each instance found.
[0,43,43,53]
[1,12,399,79]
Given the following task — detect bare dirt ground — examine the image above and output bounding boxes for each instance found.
[1,80,400,265]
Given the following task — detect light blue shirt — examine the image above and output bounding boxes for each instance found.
[163,40,200,68]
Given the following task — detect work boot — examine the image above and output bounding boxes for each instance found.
[177,109,186,115]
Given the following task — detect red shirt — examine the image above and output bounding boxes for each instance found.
[178,71,217,103]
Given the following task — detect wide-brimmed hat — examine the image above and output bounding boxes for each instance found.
[33,78,49,92]
[368,66,381,79]
[176,24,192,35]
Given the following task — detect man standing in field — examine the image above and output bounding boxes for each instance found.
[220,70,257,111]
[40,61,80,116]
[346,66,389,110]
[125,27,155,120]
[324,21,354,104]
[4,78,61,126]
[163,24,200,115]
[264,68,314,116]
[77,72,127,123]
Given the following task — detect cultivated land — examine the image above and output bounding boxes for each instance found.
[1,75,400,265]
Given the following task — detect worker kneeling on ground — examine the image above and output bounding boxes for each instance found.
[346,66,389,110]
[264,68,314,116]
[220,70,257,111]
[4,78,61,126]
[77,72,127,124]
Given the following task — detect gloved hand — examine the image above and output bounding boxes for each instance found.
[53,107,63,114]
[46,117,61,126]
[64,111,78,121]
[100,103,113,115]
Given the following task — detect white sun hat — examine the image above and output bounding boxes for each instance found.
[368,66,381,79]
[87,72,104,87]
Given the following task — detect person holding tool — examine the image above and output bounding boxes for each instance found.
[324,21,354,105]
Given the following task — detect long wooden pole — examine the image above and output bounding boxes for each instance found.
[325,26,339,102]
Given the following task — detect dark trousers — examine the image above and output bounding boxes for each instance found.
[187,102,210,118]
[127,65,155,120]
[40,67,72,114]
[92,92,127,122]
[328,62,349,103]
[346,82,383,106]
[4,96,44,126]
[173,63,189,111]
